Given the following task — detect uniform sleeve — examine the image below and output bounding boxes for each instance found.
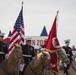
[22,45,25,54]
[69,48,73,56]
[62,46,65,49]
[31,46,35,57]
[4,44,8,54]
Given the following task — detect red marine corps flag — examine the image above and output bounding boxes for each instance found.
[45,11,60,74]
[8,2,25,52]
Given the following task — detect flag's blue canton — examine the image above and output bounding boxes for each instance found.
[14,8,24,33]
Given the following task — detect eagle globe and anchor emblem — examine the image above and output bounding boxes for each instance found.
[50,37,60,68]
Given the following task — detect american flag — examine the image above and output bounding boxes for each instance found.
[8,5,25,52]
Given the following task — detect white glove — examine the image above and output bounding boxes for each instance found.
[5,54,8,58]
[63,63,67,67]
[72,56,75,60]
[50,63,56,67]
[19,64,25,71]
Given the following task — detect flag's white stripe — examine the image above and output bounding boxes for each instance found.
[9,34,19,49]
[10,31,18,40]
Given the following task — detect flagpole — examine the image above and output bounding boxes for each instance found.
[21,1,25,45]
[56,10,59,36]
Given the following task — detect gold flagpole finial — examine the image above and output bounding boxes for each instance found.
[22,1,24,5]
[57,10,59,15]
[21,1,24,10]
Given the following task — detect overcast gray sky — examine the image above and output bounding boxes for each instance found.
[0,0,76,46]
